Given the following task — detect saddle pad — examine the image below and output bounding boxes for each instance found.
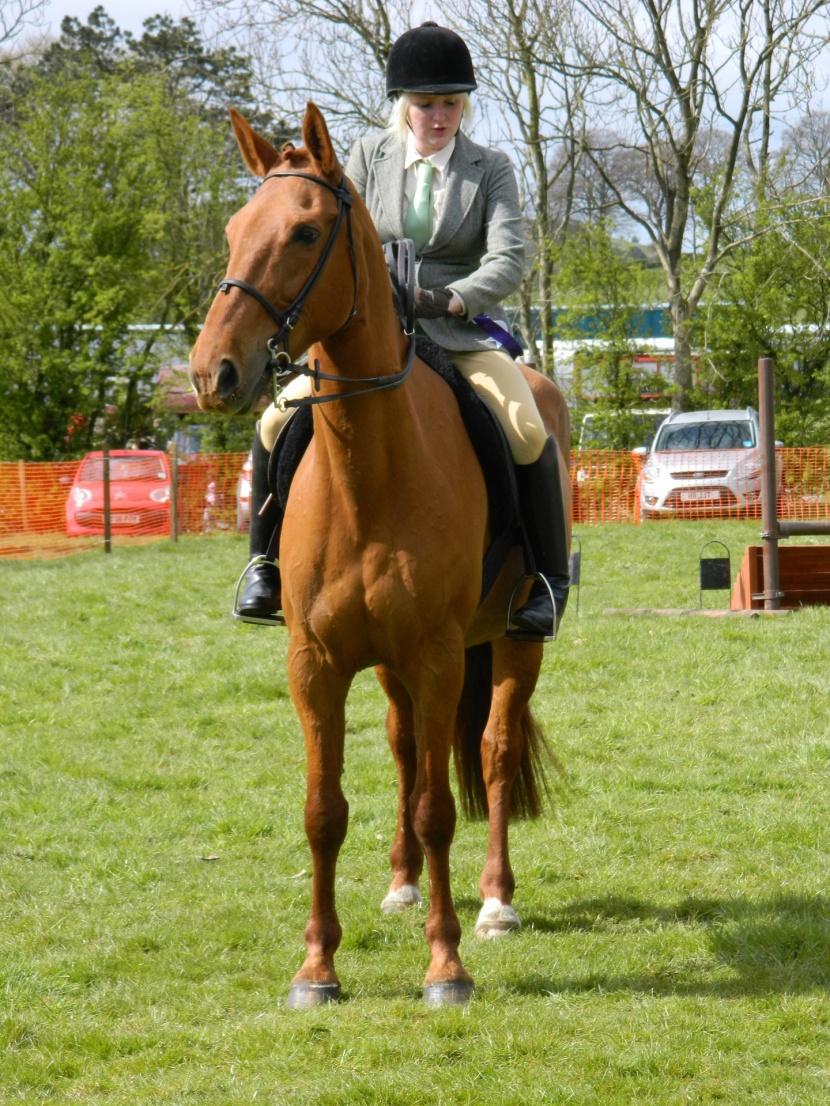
[270,337,519,560]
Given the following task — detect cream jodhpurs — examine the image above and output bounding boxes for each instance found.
[259,348,547,465]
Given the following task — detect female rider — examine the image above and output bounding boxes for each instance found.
[235,22,569,640]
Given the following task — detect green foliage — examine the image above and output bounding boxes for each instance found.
[0,9,281,461]
[553,222,670,444]
[156,412,257,454]
[2,528,830,1102]
[696,196,830,445]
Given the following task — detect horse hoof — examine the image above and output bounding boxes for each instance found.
[423,980,475,1008]
[381,883,423,913]
[475,898,521,940]
[286,982,341,1010]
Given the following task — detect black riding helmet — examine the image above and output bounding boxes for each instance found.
[385,22,477,99]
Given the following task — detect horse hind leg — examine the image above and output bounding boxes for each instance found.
[375,667,423,913]
[471,638,547,940]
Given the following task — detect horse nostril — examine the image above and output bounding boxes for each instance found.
[217,359,241,399]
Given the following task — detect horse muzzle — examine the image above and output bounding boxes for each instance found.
[187,353,268,415]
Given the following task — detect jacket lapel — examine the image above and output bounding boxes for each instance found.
[369,136,407,239]
[429,131,484,250]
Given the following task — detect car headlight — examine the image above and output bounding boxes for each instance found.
[736,464,761,481]
[71,487,92,505]
[150,486,170,503]
[642,463,663,484]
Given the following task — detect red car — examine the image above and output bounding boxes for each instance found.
[236,450,253,532]
[66,450,171,537]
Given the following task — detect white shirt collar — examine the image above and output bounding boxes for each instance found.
[404,132,457,173]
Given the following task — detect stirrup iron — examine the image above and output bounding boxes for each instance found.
[505,572,557,643]
[232,555,286,626]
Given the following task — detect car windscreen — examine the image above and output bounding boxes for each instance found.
[654,420,756,451]
[78,456,167,481]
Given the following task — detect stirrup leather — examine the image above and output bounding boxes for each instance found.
[505,573,557,643]
[232,555,286,626]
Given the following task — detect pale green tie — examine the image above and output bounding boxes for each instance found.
[405,159,435,250]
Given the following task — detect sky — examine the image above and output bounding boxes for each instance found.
[42,0,196,38]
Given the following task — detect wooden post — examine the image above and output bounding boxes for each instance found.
[758,357,781,610]
[168,443,179,543]
[102,443,112,554]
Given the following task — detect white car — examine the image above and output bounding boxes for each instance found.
[635,408,777,519]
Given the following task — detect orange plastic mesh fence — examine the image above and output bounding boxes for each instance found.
[572,450,642,524]
[0,452,249,559]
[572,447,830,524]
[175,452,250,536]
[2,448,829,560]
[0,460,91,559]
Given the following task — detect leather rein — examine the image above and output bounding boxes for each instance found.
[217,169,416,410]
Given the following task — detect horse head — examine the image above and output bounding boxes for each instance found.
[189,103,362,415]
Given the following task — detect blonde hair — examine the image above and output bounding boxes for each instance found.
[385,92,473,141]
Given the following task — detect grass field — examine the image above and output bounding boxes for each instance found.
[2,523,830,1104]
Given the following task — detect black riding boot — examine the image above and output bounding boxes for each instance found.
[234,428,284,625]
[508,435,570,640]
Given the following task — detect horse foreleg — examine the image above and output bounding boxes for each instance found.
[375,666,424,913]
[476,638,544,940]
[407,640,474,1006]
[285,642,351,1009]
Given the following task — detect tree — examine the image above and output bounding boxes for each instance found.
[444,0,588,377]
[552,220,669,440]
[543,0,830,409]
[0,0,46,59]
[0,10,269,459]
[192,0,411,143]
[699,183,830,444]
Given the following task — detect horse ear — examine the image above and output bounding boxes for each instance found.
[229,107,281,178]
[302,102,341,177]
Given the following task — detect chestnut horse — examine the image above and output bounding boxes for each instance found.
[189,104,571,1008]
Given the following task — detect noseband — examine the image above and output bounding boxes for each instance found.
[217,170,416,409]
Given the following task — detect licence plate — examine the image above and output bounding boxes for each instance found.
[111,513,141,524]
[680,489,720,503]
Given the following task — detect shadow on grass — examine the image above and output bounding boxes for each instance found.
[509,892,830,997]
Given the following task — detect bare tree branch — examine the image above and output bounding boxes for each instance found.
[541,0,830,407]
[444,0,588,374]
[0,0,47,59]
[190,0,413,148]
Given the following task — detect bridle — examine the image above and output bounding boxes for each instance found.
[217,169,416,409]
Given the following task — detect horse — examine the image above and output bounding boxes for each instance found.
[189,103,571,1008]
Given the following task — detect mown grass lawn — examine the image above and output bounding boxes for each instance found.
[1,522,829,1104]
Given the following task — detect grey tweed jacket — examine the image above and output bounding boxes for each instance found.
[345,129,525,352]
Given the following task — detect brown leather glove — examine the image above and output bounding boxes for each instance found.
[413,286,453,319]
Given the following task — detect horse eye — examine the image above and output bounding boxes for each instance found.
[293,225,320,246]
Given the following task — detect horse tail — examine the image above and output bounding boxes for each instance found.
[453,643,555,821]
[453,643,492,820]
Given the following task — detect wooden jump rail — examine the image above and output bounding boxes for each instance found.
[731,357,830,611]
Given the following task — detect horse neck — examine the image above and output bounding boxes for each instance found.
[309,269,418,493]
